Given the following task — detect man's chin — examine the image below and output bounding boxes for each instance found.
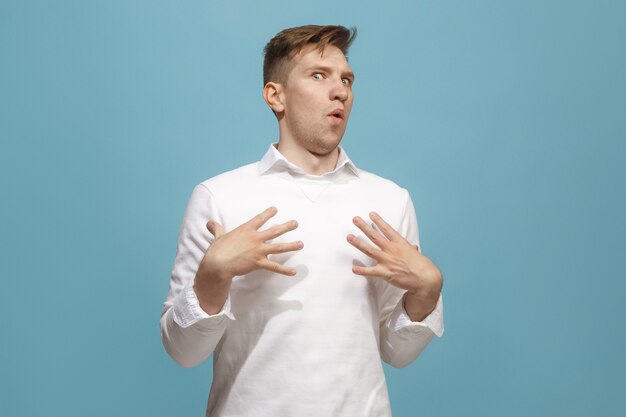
[310,138,343,156]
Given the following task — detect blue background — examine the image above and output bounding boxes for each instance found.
[1,1,625,416]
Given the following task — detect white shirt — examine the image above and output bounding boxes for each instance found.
[161,144,444,417]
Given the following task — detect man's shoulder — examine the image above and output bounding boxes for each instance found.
[197,161,259,190]
[355,167,409,197]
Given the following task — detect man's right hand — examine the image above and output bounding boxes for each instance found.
[193,206,303,314]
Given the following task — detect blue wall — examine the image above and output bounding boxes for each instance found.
[1,1,624,416]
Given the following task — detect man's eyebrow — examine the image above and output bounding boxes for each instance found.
[344,70,356,81]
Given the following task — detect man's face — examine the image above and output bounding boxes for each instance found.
[278,44,354,156]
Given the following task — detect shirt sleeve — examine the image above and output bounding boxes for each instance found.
[377,189,445,368]
[160,184,235,368]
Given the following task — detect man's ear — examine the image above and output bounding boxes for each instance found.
[263,81,285,114]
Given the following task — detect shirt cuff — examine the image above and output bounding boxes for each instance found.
[172,283,235,329]
[389,292,444,337]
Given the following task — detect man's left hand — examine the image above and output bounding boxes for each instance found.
[347,212,442,322]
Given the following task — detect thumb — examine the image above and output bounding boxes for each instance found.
[206,220,225,238]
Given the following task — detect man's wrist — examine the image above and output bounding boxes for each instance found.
[193,272,232,315]
[403,290,440,322]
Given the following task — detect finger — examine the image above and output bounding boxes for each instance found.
[352,264,390,279]
[347,233,384,261]
[206,220,225,238]
[257,258,297,276]
[264,240,304,255]
[369,211,403,242]
[352,216,389,249]
[260,220,299,241]
[245,206,278,230]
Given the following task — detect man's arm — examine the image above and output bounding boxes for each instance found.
[160,185,302,368]
[347,191,444,368]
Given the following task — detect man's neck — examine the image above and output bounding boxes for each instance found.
[276,142,340,175]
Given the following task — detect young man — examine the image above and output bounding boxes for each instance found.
[161,25,444,417]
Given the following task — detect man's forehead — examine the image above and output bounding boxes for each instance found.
[292,44,351,69]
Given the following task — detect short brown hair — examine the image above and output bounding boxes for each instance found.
[263,25,357,85]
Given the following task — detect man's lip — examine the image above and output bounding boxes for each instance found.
[328,109,344,119]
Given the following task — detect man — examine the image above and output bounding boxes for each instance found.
[161,25,444,417]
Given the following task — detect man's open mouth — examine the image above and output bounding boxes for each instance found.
[329,109,344,120]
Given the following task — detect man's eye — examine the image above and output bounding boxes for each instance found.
[312,73,324,80]
[342,78,352,85]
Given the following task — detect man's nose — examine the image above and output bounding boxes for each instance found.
[331,79,350,102]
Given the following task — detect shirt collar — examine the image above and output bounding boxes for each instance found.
[258,143,360,177]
